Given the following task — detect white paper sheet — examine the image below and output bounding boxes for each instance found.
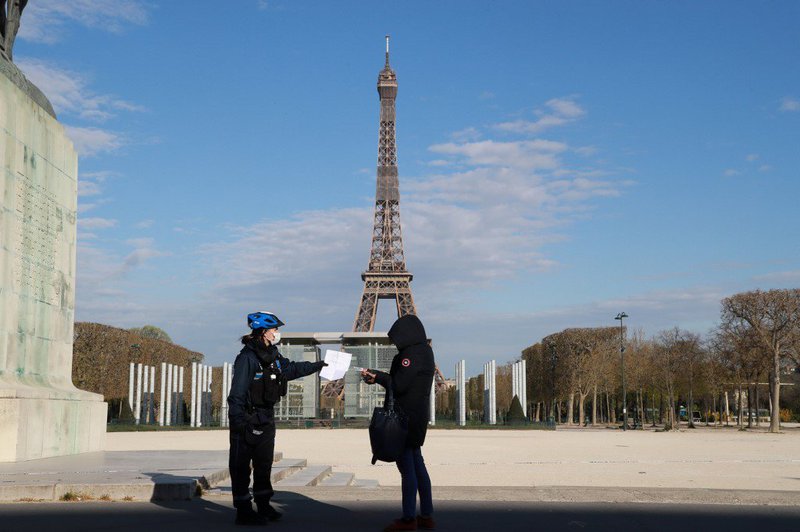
[319,349,352,381]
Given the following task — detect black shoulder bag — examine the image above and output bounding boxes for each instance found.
[369,385,409,465]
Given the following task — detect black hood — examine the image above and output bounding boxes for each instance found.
[388,315,427,350]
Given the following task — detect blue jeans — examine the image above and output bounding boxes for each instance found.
[396,446,433,519]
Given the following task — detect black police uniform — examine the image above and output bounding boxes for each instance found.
[227,338,324,515]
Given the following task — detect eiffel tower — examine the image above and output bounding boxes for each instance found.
[353,36,417,332]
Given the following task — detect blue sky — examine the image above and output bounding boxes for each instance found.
[15,1,800,375]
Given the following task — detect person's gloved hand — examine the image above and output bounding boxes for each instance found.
[361,368,377,384]
[311,361,328,372]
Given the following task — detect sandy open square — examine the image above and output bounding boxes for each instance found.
[106,427,800,491]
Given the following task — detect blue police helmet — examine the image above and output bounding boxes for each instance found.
[247,311,285,330]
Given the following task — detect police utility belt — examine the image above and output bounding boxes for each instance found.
[248,359,288,410]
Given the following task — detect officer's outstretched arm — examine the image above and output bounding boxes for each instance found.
[279,355,327,381]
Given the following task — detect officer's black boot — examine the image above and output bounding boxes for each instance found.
[235,501,267,526]
[255,498,282,521]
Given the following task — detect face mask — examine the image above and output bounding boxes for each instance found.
[269,331,281,345]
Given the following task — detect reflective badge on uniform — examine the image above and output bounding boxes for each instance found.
[254,372,263,380]
[401,358,411,367]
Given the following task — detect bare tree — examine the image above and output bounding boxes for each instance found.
[627,330,657,426]
[684,335,706,428]
[653,328,700,430]
[720,289,800,432]
[560,328,618,426]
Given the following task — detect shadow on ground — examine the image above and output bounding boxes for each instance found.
[2,494,800,532]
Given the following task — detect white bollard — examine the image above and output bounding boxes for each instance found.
[456,360,466,426]
[142,365,149,423]
[512,360,527,416]
[174,365,180,423]
[484,360,496,425]
[166,364,173,426]
[159,363,167,426]
[515,362,520,404]
[200,364,208,427]
[128,362,135,417]
[221,363,229,427]
[208,365,213,425]
[489,360,497,425]
[520,359,527,416]
[178,366,185,425]
[148,365,156,424]
[191,362,198,427]
[134,363,143,425]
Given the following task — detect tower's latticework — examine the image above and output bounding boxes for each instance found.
[354,36,417,332]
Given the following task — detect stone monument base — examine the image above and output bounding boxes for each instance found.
[0,58,108,462]
[0,383,106,462]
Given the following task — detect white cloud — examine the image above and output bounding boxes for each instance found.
[135,219,155,229]
[76,235,168,326]
[79,217,117,230]
[758,164,772,173]
[429,139,567,169]
[779,97,800,112]
[723,169,740,177]
[494,115,567,134]
[124,238,168,269]
[754,270,800,283]
[78,180,102,197]
[65,126,124,157]
[450,127,481,143]
[19,0,148,44]
[574,146,598,156]
[16,59,145,122]
[545,97,585,118]
[494,97,585,135]
[745,153,759,162]
[19,60,141,158]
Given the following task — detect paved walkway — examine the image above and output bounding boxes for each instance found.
[106,425,800,491]
[2,426,798,504]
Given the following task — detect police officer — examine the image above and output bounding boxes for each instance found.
[227,311,327,526]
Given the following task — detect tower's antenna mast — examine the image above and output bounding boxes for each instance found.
[385,34,390,67]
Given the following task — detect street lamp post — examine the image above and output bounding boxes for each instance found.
[615,312,628,431]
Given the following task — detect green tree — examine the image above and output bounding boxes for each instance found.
[129,325,173,343]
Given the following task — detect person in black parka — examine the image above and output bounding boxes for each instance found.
[362,314,436,532]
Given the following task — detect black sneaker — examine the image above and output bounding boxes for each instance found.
[257,503,283,521]
[235,506,267,526]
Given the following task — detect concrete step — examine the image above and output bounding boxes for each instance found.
[351,478,379,489]
[199,452,284,489]
[202,458,307,496]
[271,458,308,484]
[318,471,354,487]
[274,465,332,487]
